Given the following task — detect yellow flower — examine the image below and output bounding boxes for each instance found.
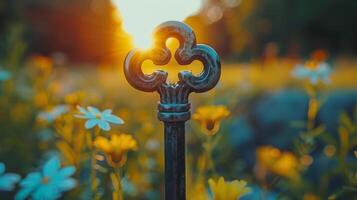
[256,146,300,180]
[64,91,87,108]
[187,182,209,200]
[303,193,320,200]
[192,105,230,136]
[34,91,49,108]
[94,134,138,167]
[208,176,250,200]
[29,55,53,76]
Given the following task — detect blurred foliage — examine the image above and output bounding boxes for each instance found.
[0,48,357,199]
[1,0,357,62]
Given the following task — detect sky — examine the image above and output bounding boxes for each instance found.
[112,0,202,49]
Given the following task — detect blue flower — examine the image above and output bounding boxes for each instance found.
[0,162,21,191]
[15,156,77,200]
[241,185,278,200]
[38,105,69,122]
[292,62,331,84]
[0,69,12,81]
[75,106,124,131]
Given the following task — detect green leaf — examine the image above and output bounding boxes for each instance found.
[340,112,354,132]
[309,125,326,137]
[289,121,306,128]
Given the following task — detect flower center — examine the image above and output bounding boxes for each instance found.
[42,176,50,185]
[305,61,318,70]
[107,152,127,168]
[206,120,215,131]
[95,113,102,119]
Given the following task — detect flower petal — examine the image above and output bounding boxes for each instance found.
[58,166,76,178]
[32,184,61,200]
[48,105,69,120]
[0,173,21,191]
[293,66,310,78]
[75,113,96,119]
[58,178,77,191]
[94,136,112,152]
[20,172,42,187]
[104,114,124,125]
[15,187,34,200]
[98,120,111,131]
[85,119,99,129]
[74,114,89,119]
[0,70,11,81]
[0,163,5,174]
[76,105,88,114]
[87,106,101,115]
[52,166,76,185]
[75,106,97,119]
[310,73,319,84]
[43,157,61,177]
[102,109,112,115]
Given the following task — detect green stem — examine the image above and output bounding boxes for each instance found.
[91,127,101,199]
[205,136,218,175]
[307,96,317,131]
[91,149,98,198]
[113,168,123,200]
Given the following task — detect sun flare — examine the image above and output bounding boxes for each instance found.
[112,0,202,49]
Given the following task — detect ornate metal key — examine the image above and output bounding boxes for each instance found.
[124,21,221,200]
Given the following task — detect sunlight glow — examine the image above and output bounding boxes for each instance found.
[112,0,202,49]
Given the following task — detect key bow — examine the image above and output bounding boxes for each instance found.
[124,21,221,122]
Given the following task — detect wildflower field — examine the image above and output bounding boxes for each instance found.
[1,0,357,200]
